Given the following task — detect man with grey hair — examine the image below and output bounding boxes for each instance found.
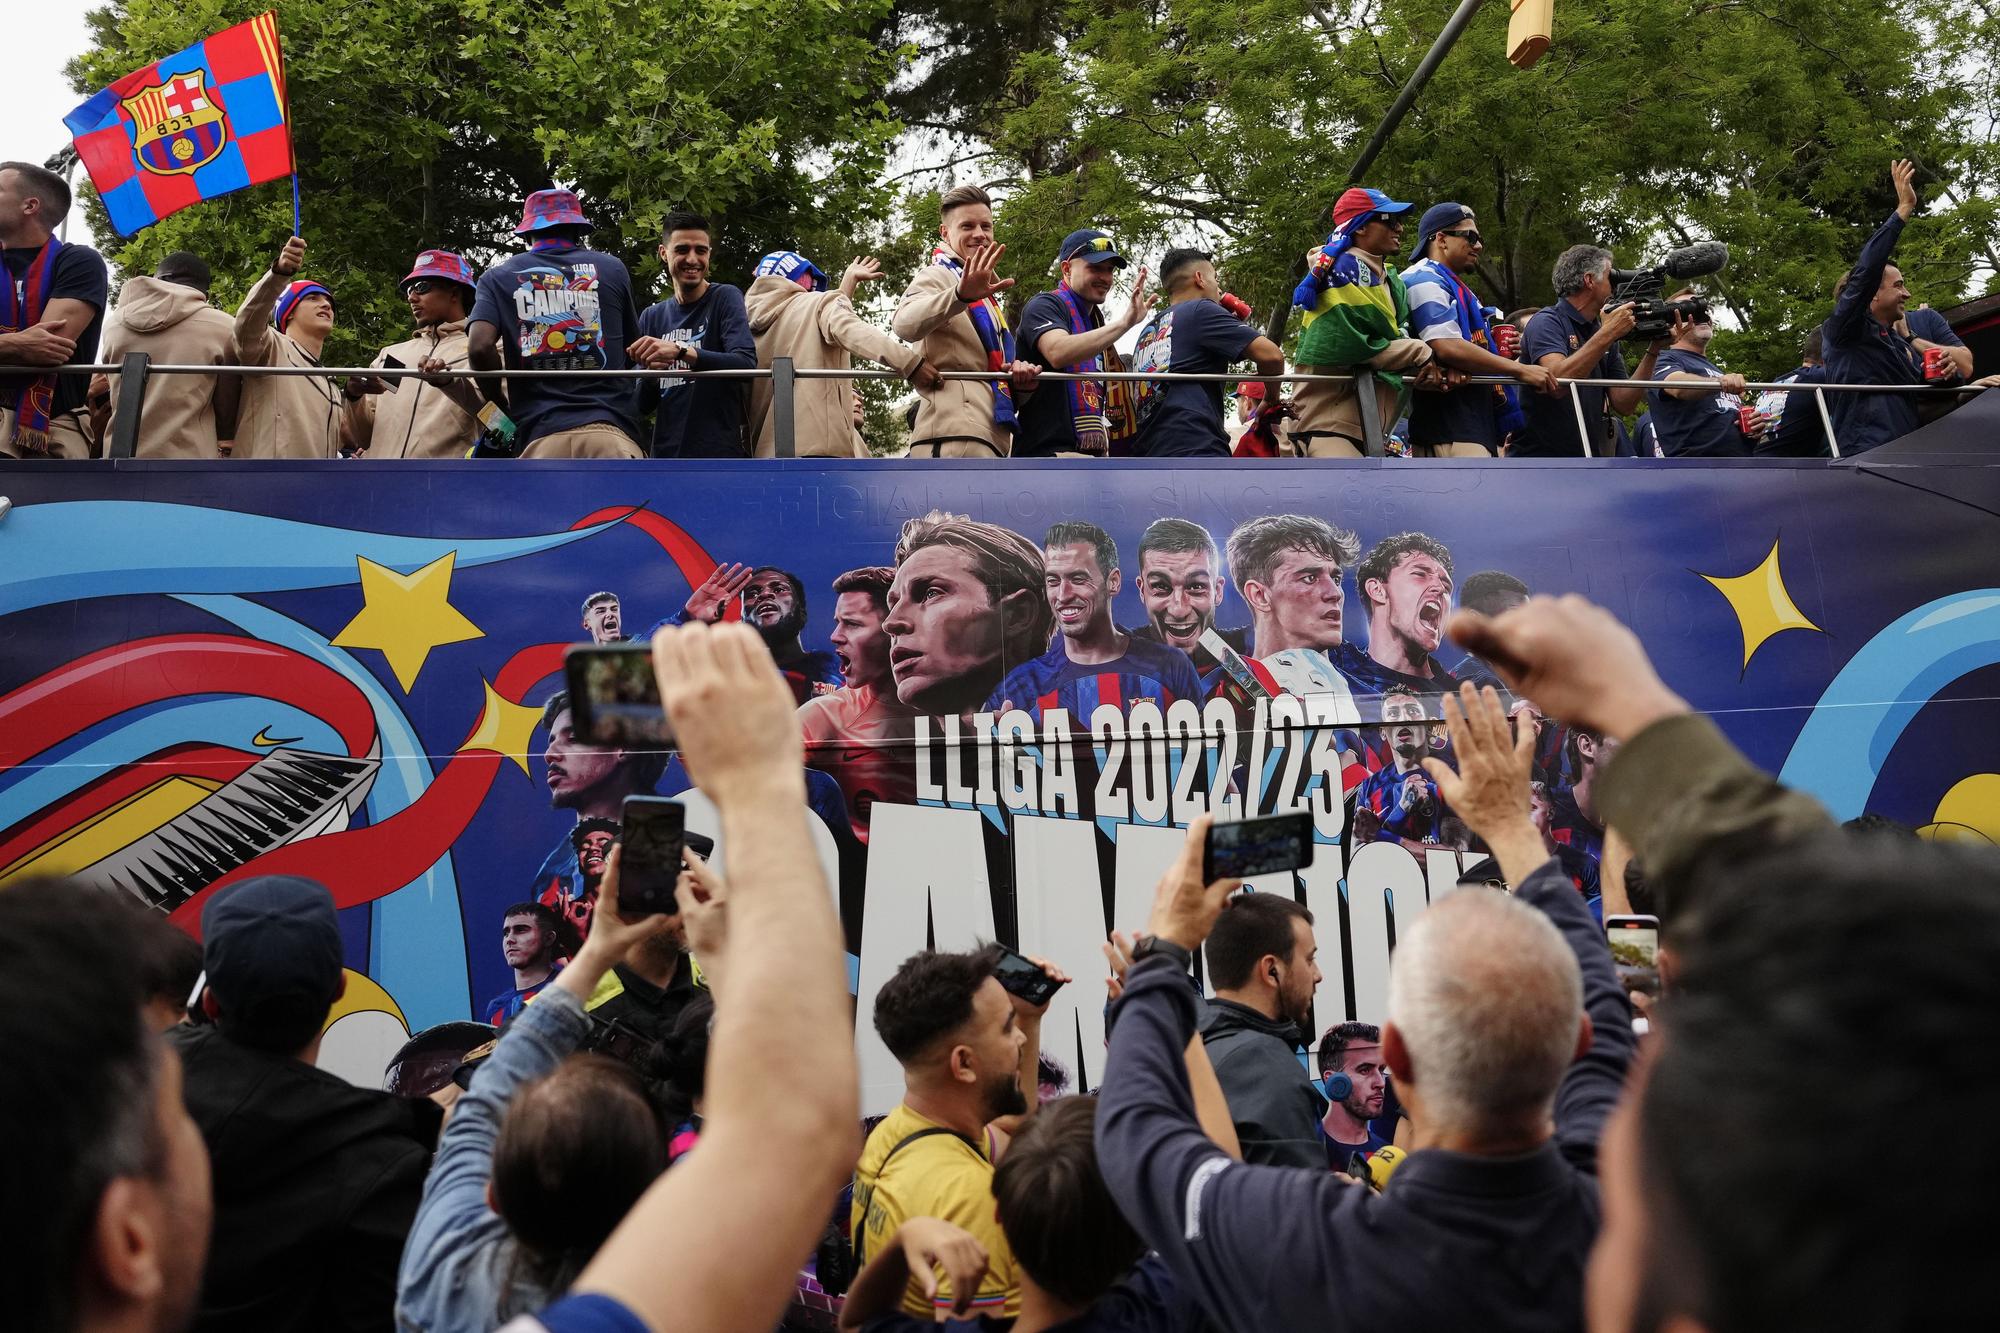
[1516,244,1671,457]
[1224,513,1362,660]
[1095,677,1633,1331]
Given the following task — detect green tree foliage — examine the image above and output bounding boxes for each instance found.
[986,0,2000,375]
[67,0,903,363]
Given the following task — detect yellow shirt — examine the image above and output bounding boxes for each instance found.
[850,1103,1020,1319]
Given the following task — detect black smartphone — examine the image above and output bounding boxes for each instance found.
[617,796,685,917]
[1605,914,1661,968]
[1205,810,1315,882]
[379,352,404,393]
[564,643,673,747]
[992,942,1064,1007]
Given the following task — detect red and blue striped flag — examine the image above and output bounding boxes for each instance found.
[64,11,294,237]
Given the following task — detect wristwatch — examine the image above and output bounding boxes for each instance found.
[1130,934,1193,970]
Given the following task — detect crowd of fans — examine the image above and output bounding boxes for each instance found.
[3,158,1993,463]
[9,587,1999,1333]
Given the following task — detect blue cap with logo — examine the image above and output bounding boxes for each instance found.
[1056,229,1129,269]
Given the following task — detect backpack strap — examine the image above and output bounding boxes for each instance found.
[853,1126,978,1266]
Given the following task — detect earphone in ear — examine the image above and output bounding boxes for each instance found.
[1268,965,1280,985]
[1323,1070,1353,1101]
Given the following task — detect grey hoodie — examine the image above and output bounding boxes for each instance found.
[100,274,238,458]
[1199,996,1329,1169]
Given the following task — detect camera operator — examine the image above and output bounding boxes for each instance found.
[1646,298,1762,457]
[1516,246,1671,457]
[1820,159,1929,453]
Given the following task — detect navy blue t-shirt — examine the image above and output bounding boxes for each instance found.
[1759,365,1834,458]
[1516,299,1629,457]
[1647,347,1748,457]
[638,282,756,459]
[3,242,108,419]
[1014,288,1097,457]
[469,245,642,445]
[1130,298,1259,458]
[1906,306,1963,348]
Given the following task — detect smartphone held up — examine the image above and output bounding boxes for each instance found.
[564,643,673,748]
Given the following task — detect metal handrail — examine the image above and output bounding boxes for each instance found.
[67,352,1992,461]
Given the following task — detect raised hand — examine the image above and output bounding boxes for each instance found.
[681,561,755,624]
[954,242,1014,304]
[1891,158,1918,219]
[1421,684,1547,885]
[1445,594,1688,742]
[840,256,883,298]
[1145,813,1244,951]
[1120,266,1153,331]
[651,621,806,808]
[274,235,306,277]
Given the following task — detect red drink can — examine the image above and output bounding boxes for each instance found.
[1491,324,1520,359]
[1737,404,1760,436]
[1923,346,1952,381]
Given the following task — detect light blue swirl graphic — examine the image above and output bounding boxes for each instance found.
[1778,590,2000,818]
[0,501,613,616]
[178,595,468,1030]
[0,698,344,828]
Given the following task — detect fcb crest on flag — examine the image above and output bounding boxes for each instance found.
[122,72,229,176]
[65,10,294,236]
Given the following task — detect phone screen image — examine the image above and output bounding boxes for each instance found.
[1206,811,1315,881]
[991,943,1063,1006]
[565,644,673,747]
[617,797,685,917]
[1605,917,1660,968]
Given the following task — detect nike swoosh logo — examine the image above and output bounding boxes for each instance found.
[252,728,303,747]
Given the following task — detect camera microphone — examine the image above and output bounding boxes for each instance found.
[1660,241,1729,280]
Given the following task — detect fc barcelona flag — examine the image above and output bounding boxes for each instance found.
[64,11,293,237]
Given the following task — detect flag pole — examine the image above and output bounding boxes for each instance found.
[291,170,301,237]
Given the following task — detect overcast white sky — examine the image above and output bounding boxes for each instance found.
[8,0,102,247]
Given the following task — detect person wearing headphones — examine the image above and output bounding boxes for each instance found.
[1197,892,1326,1168]
[1316,1021,1391,1174]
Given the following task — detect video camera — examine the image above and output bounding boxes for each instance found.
[1605,241,1729,341]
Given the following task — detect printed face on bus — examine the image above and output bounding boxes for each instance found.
[1139,547,1223,654]
[542,708,637,810]
[742,571,797,633]
[1369,551,1453,655]
[883,544,1007,713]
[583,596,622,644]
[830,589,892,690]
[1251,545,1345,652]
[1381,690,1430,760]
[1044,542,1118,642]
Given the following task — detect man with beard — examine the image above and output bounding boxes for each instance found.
[1316,1022,1391,1175]
[1352,687,1450,850]
[342,249,484,458]
[1131,518,1250,690]
[1198,893,1327,1169]
[1337,532,1460,710]
[882,511,1052,717]
[853,945,1064,1319]
[988,522,1202,721]
[656,565,840,699]
[485,903,565,1027]
[1012,229,1150,457]
[798,566,919,842]
[582,591,625,644]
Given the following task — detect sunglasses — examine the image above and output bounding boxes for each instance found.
[405,279,444,295]
[1440,228,1483,246]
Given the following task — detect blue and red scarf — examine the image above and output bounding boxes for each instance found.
[1,236,63,452]
[934,247,1016,428]
[1054,282,1112,456]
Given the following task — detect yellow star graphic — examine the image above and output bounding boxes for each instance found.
[1698,537,1824,672]
[331,553,484,691]
[460,678,546,775]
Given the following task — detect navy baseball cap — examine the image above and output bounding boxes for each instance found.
[1056,229,1130,268]
[1414,203,1476,257]
[201,875,343,1050]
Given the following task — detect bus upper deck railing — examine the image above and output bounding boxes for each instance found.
[71,352,1996,462]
